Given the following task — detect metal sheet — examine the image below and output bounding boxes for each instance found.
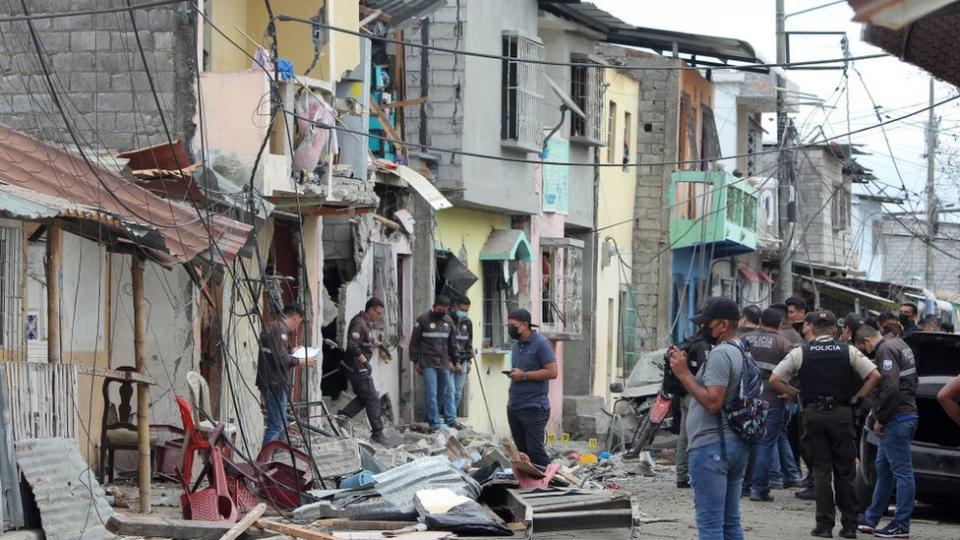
[0,124,252,264]
[312,438,363,480]
[0,368,23,530]
[15,438,115,540]
[505,488,639,536]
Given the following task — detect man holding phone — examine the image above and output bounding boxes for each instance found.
[505,308,558,468]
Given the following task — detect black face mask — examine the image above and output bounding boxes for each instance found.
[700,324,718,346]
[859,346,876,359]
[898,313,912,328]
[508,326,521,340]
[432,310,446,319]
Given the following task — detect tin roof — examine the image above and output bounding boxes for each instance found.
[15,438,115,540]
[0,123,252,264]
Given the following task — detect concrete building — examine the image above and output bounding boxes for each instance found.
[880,218,960,292]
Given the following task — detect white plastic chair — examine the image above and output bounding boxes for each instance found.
[186,371,238,437]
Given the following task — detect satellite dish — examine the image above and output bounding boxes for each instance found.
[543,73,585,120]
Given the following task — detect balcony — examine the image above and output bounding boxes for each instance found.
[669,170,757,257]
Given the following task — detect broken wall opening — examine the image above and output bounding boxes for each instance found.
[320,215,362,400]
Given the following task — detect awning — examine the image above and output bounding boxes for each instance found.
[757,270,774,284]
[797,275,897,309]
[0,124,252,265]
[480,229,532,262]
[738,265,758,283]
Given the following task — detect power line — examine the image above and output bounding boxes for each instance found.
[270,14,890,72]
[0,0,187,23]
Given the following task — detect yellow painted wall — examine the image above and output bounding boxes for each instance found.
[434,208,514,436]
[208,0,360,82]
[594,70,639,403]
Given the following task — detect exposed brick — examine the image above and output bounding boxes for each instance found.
[97,92,132,112]
[70,30,97,51]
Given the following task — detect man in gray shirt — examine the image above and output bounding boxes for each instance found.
[669,297,750,540]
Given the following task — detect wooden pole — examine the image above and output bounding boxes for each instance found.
[46,220,61,364]
[131,254,151,513]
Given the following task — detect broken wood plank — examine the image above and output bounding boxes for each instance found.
[372,213,402,231]
[307,519,417,532]
[358,8,383,28]
[220,503,267,540]
[369,101,406,155]
[75,365,157,385]
[378,97,427,109]
[557,467,584,487]
[106,513,271,540]
[256,520,337,540]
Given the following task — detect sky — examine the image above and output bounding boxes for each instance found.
[592,0,960,214]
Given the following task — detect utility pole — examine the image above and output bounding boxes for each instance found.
[925,76,938,290]
[775,0,795,302]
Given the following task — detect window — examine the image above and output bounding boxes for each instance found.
[726,187,741,223]
[570,56,604,145]
[832,186,850,230]
[623,111,632,171]
[673,181,710,220]
[620,287,639,375]
[540,238,584,339]
[501,32,544,152]
[482,260,519,348]
[746,113,763,176]
[743,195,757,230]
[606,100,617,164]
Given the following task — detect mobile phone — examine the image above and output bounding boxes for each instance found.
[501,370,513,376]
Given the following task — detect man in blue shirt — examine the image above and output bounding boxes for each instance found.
[506,308,558,467]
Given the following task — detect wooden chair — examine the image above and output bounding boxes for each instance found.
[98,366,156,482]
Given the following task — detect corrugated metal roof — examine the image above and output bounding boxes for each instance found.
[15,438,115,540]
[540,1,760,64]
[0,123,252,264]
[363,0,447,28]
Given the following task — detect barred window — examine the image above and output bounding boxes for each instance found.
[501,32,544,152]
[570,56,605,146]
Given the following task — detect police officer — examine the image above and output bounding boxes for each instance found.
[769,311,881,539]
[410,295,463,431]
[451,295,475,413]
[744,308,799,501]
[854,325,918,538]
[337,297,390,446]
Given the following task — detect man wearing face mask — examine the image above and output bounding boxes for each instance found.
[506,308,558,468]
[668,297,750,539]
[854,325,918,539]
[410,296,463,432]
[452,296,475,413]
[899,303,920,339]
[768,311,881,539]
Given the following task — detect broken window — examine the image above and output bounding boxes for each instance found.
[570,56,604,145]
[482,260,518,349]
[372,242,398,341]
[673,181,710,220]
[540,238,584,339]
[832,186,850,230]
[501,31,544,152]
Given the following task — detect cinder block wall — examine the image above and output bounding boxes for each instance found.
[0,1,197,152]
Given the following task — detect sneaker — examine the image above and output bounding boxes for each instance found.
[676,480,690,489]
[750,491,774,502]
[857,521,876,534]
[795,487,816,500]
[811,528,833,538]
[839,529,857,539]
[873,523,909,538]
[447,421,466,430]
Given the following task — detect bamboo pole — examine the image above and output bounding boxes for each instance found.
[131,254,151,513]
[46,221,61,364]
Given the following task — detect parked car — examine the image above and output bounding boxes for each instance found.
[856,331,960,507]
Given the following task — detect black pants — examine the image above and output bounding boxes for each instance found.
[803,405,858,532]
[507,405,551,467]
[340,366,384,435]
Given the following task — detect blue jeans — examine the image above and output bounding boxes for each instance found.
[689,437,749,540]
[770,401,803,485]
[262,386,288,448]
[454,362,469,412]
[422,366,456,428]
[864,417,917,530]
[752,404,795,495]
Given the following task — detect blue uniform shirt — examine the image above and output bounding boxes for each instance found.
[508,331,556,409]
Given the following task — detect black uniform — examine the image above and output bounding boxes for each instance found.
[797,339,863,533]
[455,315,475,365]
[871,337,918,425]
[256,320,297,392]
[338,312,384,435]
[409,311,459,369]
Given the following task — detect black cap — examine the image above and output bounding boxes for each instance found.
[691,297,740,325]
[812,310,837,328]
[507,308,538,327]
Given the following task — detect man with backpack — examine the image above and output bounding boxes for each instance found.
[768,311,881,539]
[669,297,766,540]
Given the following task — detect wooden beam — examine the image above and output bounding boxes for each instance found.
[358,8,382,28]
[219,504,267,540]
[369,101,406,155]
[106,513,270,540]
[256,520,337,540]
[74,365,157,385]
[131,254,151,513]
[378,97,427,109]
[46,220,61,364]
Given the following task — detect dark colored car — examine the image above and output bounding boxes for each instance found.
[856,332,960,507]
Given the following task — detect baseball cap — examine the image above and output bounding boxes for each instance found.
[691,297,740,325]
[507,308,538,327]
[811,310,837,328]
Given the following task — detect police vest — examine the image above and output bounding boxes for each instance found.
[799,339,856,404]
